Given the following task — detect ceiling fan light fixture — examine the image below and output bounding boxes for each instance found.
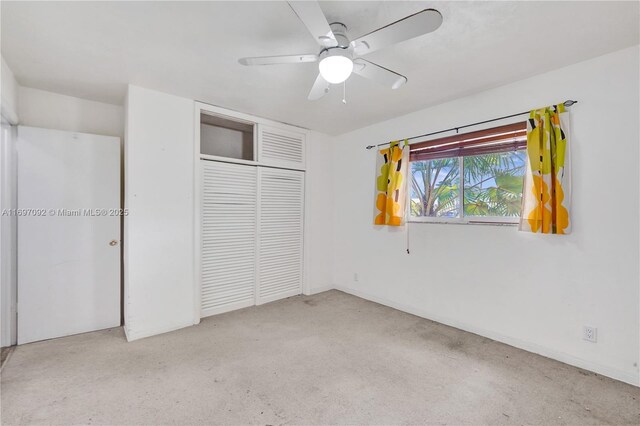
[319,54,353,84]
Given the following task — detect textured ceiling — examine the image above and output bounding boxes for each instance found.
[2,1,638,135]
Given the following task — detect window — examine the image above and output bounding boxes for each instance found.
[409,122,527,224]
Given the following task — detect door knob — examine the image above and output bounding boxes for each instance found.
[109,240,119,246]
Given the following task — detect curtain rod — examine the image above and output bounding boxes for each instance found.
[365,100,578,150]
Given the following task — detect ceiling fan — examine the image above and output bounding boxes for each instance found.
[239,1,443,100]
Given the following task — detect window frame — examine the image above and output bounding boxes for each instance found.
[407,122,527,226]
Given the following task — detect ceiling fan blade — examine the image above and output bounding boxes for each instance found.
[288,1,338,47]
[308,73,330,100]
[352,59,407,89]
[239,54,318,66]
[351,9,443,56]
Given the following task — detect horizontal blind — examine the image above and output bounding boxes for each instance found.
[257,167,304,304]
[410,122,526,162]
[201,160,257,317]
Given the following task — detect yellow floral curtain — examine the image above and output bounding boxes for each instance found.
[519,104,571,234]
[374,140,409,226]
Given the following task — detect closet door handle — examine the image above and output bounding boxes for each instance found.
[109,240,119,246]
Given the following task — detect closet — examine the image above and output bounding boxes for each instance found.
[196,103,305,318]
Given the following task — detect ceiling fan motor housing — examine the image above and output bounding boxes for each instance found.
[319,47,352,63]
[329,22,350,47]
[320,23,353,63]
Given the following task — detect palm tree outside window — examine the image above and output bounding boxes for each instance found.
[409,122,527,224]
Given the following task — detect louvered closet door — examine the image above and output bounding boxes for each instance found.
[258,125,305,170]
[257,167,305,305]
[201,160,257,317]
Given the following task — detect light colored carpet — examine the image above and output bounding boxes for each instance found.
[1,290,638,425]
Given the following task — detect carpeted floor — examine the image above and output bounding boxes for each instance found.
[1,290,639,425]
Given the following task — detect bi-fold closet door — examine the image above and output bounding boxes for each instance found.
[256,167,305,304]
[200,161,258,317]
[200,118,305,317]
[200,161,305,318]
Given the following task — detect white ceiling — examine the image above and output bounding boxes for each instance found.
[2,1,638,135]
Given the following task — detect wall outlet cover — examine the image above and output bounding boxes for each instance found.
[583,325,597,343]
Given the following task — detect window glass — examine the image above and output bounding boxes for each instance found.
[408,122,528,223]
[409,157,460,218]
[463,151,526,217]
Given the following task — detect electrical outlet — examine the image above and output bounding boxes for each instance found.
[353,273,359,282]
[583,326,597,343]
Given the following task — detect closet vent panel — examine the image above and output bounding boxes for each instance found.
[257,125,306,170]
[257,167,305,304]
[200,160,257,317]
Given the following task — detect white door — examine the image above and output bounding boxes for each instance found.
[257,167,304,305]
[200,160,257,317]
[17,126,120,344]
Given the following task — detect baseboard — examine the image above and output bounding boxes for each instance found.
[123,320,194,342]
[334,285,639,387]
[305,285,334,296]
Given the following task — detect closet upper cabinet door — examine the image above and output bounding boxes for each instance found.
[257,124,306,170]
[257,167,305,305]
[200,160,257,317]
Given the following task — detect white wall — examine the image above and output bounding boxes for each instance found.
[1,57,19,124]
[124,85,195,340]
[18,86,123,138]
[331,46,640,385]
[304,130,335,294]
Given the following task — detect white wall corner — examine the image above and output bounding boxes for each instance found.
[17,86,124,138]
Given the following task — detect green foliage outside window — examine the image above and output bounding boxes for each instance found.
[410,151,526,219]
